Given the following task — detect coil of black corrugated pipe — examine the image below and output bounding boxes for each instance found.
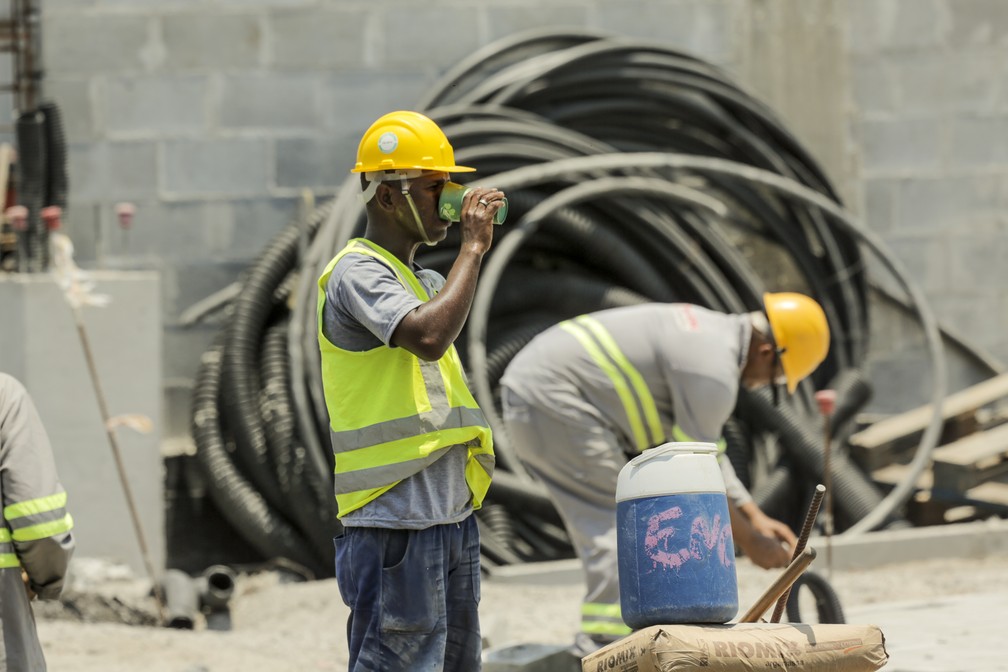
[267,29,951,571]
[39,101,69,211]
[786,572,846,624]
[828,369,874,434]
[258,316,340,565]
[736,368,875,528]
[457,148,946,538]
[191,337,325,577]
[15,110,47,272]
[216,203,339,572]
[191,201,342,576]
[736,386,897,532]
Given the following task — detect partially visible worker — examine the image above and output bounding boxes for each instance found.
[0,372,76,671]
[317,111,504,671]
[499,293,830,656]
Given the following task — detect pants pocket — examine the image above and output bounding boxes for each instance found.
[333,531,355,607]
[380,530,440,634]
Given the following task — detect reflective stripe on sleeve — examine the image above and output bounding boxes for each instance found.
[11,514,74,542]
[561,319,660,452]
[580,602,632,637]
[4,491,67,520]
[670,424,727,453]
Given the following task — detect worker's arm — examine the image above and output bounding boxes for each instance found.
[0,374,75,600]
[728,499,796,570]
[392,187,501,361]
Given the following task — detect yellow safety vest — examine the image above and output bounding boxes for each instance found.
[317,238,494,517]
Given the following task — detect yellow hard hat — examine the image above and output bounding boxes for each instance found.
[763,292,830,394]
[351,110,475,174]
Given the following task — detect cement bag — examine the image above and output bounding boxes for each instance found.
[581,622,888,672]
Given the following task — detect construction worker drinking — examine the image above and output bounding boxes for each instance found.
[499,293,830,656]
[0,372,76,672]
[317,111,502,671]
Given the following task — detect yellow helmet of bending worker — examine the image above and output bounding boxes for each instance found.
[351,110,475,174]
[763,292,830,394]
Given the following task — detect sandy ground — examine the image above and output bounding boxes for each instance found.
[30,552,1008,672]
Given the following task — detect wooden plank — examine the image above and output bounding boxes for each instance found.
[849,372,1008,466]
[872,463,931,489]
[932,423,1008,494]
[872,464,1008,525]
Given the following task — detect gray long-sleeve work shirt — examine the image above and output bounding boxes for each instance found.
[0,373,75,671]
[500,303,753,505]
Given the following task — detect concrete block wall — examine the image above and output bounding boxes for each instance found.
[847,0,1008,410]
[33,0,1008,424]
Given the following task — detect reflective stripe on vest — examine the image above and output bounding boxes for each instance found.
[560,315,664,452]
[4,491,74,542]
[318,239,493,517]
[0,528,18,568]
[581,602,632,637]
[669,424,727,454]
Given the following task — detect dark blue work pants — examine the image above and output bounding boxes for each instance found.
[334,515,482,671]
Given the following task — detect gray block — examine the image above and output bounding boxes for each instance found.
[218,74,320,130]
[882,234,950,293]
[947,0,1008,46]
[275,136,357,189]
[945,234,1008,291]
[380,8,481,68]
[892,51,1000,115]
[929,292,1003,354]
[595,0,739,65]
[948,116,1008,168]
[895,175,1002,233]
[93,200,232,265]
[162,13,262,70]
[885,0,949,51]
[43,14,150,73]
[862,178,898,234]
[162,139,270,196]
[68,142,159,202]
[65,203,103,264]
[161,258,248,321]
[487,6,591,42]
[846,0,883,56]
[42,79,95,142]
[224,197,300,260]
[0,273,164,574]
[318,72,432,132]
[857,118,943,174]
[270,7,369,69]
[101,75,209,136]
[850,59,896,115]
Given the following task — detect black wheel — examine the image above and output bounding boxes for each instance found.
[786,571,846,623]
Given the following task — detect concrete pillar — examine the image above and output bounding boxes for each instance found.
[0,271,163,574]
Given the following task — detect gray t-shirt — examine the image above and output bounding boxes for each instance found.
[322,250,472,529]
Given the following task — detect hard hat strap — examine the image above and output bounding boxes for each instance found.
[398,177,434,246]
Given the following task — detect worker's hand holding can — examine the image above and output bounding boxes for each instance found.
[439,182,508,225]
[443,183,506,256]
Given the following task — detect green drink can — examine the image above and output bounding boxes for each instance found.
[438,182,508,225]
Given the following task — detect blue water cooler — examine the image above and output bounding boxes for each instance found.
[616,442,739,629]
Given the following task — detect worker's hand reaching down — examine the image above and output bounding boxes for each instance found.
[730,501,798,569]
[22,570,36,601]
